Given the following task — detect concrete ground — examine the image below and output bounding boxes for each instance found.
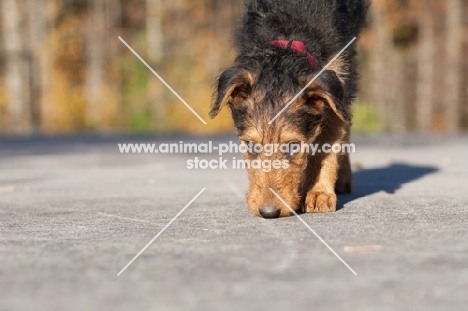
[0,134,467,311]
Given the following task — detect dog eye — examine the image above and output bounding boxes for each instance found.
[246,141,257,155]
[286,142,301,157]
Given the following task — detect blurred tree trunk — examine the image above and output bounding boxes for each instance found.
[416,0,435,131]
[405,51,419,130]
[209,0,221,75]
[27,0,46,133]
[390,52,406,132]
[464,3,468,128]
[444,0,463,132]
[1,0,30,133]
[146,0,165,131]
[370,1,393,131]
[39,0,57,132]
[86,0,106,128]
[107,0,122,128]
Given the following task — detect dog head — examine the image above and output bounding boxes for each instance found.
[210,57,349,218]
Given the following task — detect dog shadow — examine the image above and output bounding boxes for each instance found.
[337,163,439,210]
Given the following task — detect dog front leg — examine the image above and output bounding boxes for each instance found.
[304,153,339,213]
[335,153,353,194]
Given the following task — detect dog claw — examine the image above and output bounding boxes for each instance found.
[304,192,337,213]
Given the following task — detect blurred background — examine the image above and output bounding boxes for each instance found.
[0,0,467,136]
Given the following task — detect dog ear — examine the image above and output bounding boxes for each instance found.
[210,67,255,119]
[300,70,350,124]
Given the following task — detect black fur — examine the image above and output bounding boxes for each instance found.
[237,0,368,57]
[211,0,369,136]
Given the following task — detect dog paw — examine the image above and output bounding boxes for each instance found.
[304,191,337,213]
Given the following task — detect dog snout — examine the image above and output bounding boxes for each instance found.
[259,204,281,219]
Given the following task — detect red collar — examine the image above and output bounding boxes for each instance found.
[268,40,317,69]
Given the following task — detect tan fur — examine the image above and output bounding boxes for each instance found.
[302,112,348,213]
[238,95,350,217]
[210,72,257,118]
[241,111,310,217]
[335,127,353,194]
[327,56,350,87]
[212,56,354,217]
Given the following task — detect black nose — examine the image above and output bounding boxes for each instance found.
[259,205,281,219]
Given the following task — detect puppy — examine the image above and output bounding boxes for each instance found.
[210,0,369,218]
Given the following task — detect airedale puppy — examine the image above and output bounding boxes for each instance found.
[210,0,369,218]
